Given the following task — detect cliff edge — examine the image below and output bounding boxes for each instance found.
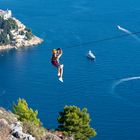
[0,108,73,140]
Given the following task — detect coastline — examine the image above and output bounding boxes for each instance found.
[0,36,43,51]
[0,35,43,51]
[0,12,43,51]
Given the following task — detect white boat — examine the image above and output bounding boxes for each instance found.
[87,50,96,60]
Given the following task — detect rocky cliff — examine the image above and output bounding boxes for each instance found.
[0,108,73,140]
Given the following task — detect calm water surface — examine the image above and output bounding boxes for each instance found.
[0,0,140,139]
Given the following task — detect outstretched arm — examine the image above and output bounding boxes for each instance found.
[57,49,63,59]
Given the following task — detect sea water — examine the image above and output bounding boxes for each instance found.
[0,0,140,139]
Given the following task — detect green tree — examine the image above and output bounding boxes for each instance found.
[0,17,18,45]
[25,27,33,40]
[57,106,96,140]
[0,31,10,45]
[13,98,41,126]
[0,17,4,28]
[7,18,18,30]
[26,31,33,40]
[19,31,25,35]
[25,27,32,33]
[1,18,18,33]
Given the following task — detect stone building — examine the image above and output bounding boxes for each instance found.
[0,9,12,19]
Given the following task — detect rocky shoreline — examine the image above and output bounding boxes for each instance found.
[0,36,43,51]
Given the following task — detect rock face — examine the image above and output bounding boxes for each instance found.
[42,132,62,140]
[0,108,74,140]
[41,132,74,140]
[0,36,43,51]
[0,107,17,124]
[0,119,11,140]
[0,119,35,140]
[10,122,35,140]
[0,108,35,140]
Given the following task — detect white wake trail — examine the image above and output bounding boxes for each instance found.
[112,76,140,90]
[111,76,140,107]
[117,25,140,42]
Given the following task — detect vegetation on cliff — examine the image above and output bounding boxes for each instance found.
[0,17,33,45]
[13,98,41,126]
[13,98,46,139]
[0,98,96,140]
[57,105,96,140]
[0,17,16,45]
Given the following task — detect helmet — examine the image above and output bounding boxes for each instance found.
[52,49,57,54]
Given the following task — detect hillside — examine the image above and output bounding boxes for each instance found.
[0,107,73,140]
[0,9,43,50]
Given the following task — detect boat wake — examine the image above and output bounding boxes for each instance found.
[111,76,140,107]
[117,25,140,42]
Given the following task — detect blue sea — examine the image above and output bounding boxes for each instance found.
[0,0,140,139]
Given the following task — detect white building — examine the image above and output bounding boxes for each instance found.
[0,9,12,19]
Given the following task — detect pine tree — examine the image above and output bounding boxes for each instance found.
[57,106,96,140]
[13,98,41,126]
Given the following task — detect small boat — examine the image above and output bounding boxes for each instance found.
[87,50,96,60]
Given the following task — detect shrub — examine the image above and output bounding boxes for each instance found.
[23,121,46,140]
[0,31,10,45]
[1,18,18,33]
[19,31,25,35]
[57,105,96,140]
[0,17,18,45]
[26,31,33,40]
[12,98,47,139]
[13,98,41,126]
[25,27,33,40]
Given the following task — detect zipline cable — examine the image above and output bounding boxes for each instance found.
[65,31,140,49]
[1,30,140,53]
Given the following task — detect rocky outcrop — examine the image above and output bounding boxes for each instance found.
[0,108,74,140]
[11,122,35,140]
[0,36,43,51]
[0,108,35,140]
[0,107,17,124]
[0,119,35,140]
[42,132,62,140]
[0,13,43,51]
[41,132,74,140]
[0,119,11,140]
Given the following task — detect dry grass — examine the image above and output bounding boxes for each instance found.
[0,121,10,140]
[0,108,17,124]
[23,121,46,140]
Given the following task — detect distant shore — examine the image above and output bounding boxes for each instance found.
[0,36,43,51]
[0,10,43,51]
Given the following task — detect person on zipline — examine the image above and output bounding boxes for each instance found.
[51,48,64,82]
